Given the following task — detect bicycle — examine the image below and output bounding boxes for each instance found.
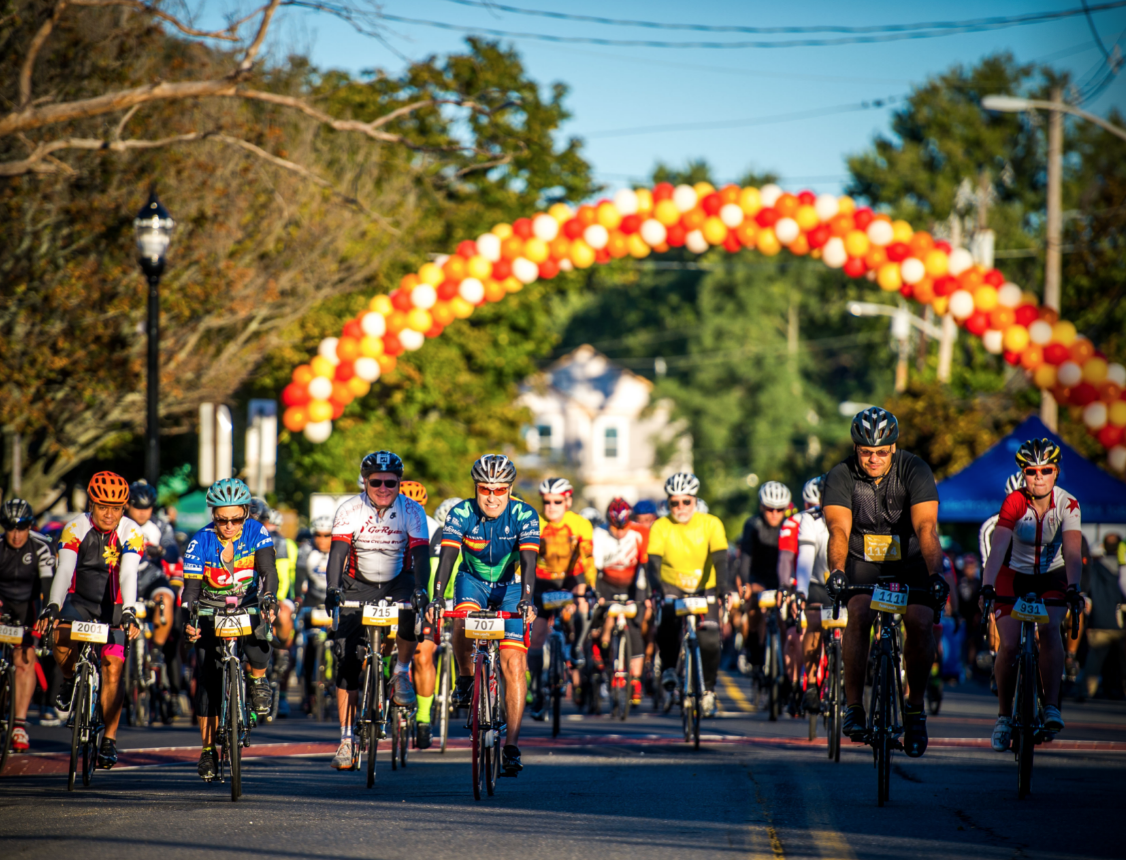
[605,597,637,721]
[124,598,174,728]
[433,612,456,753]
[299,605,335,721]
[818,605,848,762]
[0,612,28,773]
[661,594,710,750]
[445,607,528,800]
[753,588,790,722]
[981,592,1078,799]
[540,590,573,738]
[54,619,110,791]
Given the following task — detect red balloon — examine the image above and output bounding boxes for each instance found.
[563,218,584,240]
[984,268,1005,287]
[342,319,362,340]
[1042,342,1071,366]
[934,240,952,254]
[1071,382,1098,407]
[701,193,723,216]
[1014,304,1039,327]
[1098,424,1125,449]
[723,232,742,254]
[1003,350,1022,366]
[491,259,512,281]
[382,332,403,357]
[899,284,914,299]
[932,275,957,297]
[331,400,346,419]
[538,259,560,279]
[843,257,867,279]
[282,383,310,407]
[425,323,445,339]
[595,247,611,264]
[457,240,477,258]
[334,361,355,382]
[666,224,687,247]
[798,191,816,205]
[620,214,641,235]
[965,311,989,336]
[390,289,413,312]
[754,207,779,228]
[652,182,674,201]
[513,218,534,239]
[853,208,874,230]
[885,242,910,262]
[437,280,459,301]
[807,224,831,249]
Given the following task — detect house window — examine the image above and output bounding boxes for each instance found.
[604,426,619,459]
[536,424,554,452]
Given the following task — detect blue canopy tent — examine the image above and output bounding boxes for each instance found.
[936,415,1126,523]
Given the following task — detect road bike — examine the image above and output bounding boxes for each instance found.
[299,605,335,720]
[661,594,710,750]
[540,590,573,738]
[753,588,790,721]
[982,592,1078,799]
[0,610,30,774]
[123,598,174,727]
[445,607,527,800]
[432,611,456,752]
[53,619,112,791]
[819,605,848,761]
[604,597,638,721]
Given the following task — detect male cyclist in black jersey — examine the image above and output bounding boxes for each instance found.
[823,408,947,758]
[737,482,791,674]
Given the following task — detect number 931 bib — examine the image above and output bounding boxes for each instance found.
[863,534,902,564]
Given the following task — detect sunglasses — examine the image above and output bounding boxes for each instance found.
[367,478,399,489]
[1023,467,1056,477]
[314,532,332,539]
[857,449,892,459]
[477,486,510,497]
[763,506,788,514]
[542,498,566,506]
[669,499,695,508]
[214,515,247,526]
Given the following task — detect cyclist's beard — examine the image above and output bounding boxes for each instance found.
[672,505,695,524]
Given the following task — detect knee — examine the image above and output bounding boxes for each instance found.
[103,659,124,681]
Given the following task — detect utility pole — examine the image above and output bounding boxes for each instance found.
[1041,87,1063,432]
[937,216,960,383]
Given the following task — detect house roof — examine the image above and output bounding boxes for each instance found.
[527,345,653,409]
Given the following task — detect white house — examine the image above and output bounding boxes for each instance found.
[517,345,692,511]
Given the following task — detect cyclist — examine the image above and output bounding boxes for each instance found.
[254,504,297,717]
[529,477,594,713]
[981,439,1083,750]
[181,478,278,779]
[778,476,830,714]
[647,472,732,718]
[35,472,143,769]
[127,482,178,679]
[823,407,945,757]
[0,499,54,752]
[737,481,792,674]
[980,472,1026,565]
[325,451,429,770]
[429,455,539,774]
[295,516,332,714]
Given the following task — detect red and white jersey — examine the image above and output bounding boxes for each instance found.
[592,523,649,589]
[778,508,829,593]
[995,488,1081,575]
[331,493,429,585]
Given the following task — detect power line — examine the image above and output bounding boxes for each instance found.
[1083,0,1115,59]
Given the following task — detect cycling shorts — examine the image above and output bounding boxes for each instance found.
[845,557,933,606]
[454,575,525,651]
[194,617,270,717]
[994,565,1068,619]
[333,572,416,692]
[60,597,127,660]
[806,581,831,608]
[0,599,37,645]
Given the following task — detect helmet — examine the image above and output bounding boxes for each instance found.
[268,509,284,528]
[759,481,792,509]
[539,477,573,496]
[87,471,130,506]
[205,478,252,508]
[607,497,632,528]
[1004,471,1025,495]
[633,500,657,516]
[129,481,158,509]
[248,498,271,521]
[802,476,823,507]
[311,515,333,534]
[851,407,899,447]
[695,499,709,514]
[0,499,35,530]
[656,501,670,518]
[361,450,404,479]
[434,497,464,524]
[471,454,517,485]
[1014,438,1061,469]
[400,481,428,505]
[664,472,700,497]
[579,507,606,528]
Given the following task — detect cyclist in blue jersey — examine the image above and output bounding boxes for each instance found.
[429,455,539,775]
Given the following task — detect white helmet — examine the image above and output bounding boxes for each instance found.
[695,499,709,514]
[802,476,823,507]
[656,501,670,518]
[471,454,517,485]
[539,477,573,496]
[664,472,700,497]
[759,481,792,509]
[311,515,333,534]
[1004,471,1025,495]
[434,497,464,524]
[579,506,605,528]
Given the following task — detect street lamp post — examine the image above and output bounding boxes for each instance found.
[133,192,175,487]
[848,301,943,393]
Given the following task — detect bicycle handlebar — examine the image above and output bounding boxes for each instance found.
[441,608,531,648]
[980,596,1079,640]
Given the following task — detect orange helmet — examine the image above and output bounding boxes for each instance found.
[87,471,130,506]
[399,480,428,506]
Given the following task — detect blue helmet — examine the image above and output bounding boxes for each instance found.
[206,478,252,508]
[633,500,658,516]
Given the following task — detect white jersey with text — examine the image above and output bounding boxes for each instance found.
[331,493,429,585]
[778,508,829,595]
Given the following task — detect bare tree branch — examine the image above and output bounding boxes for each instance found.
[18,1,67,108]
[113,103,141,140]
[66,0,249,42]
[237,0,281,72]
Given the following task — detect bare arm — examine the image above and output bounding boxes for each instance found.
[982,526,1012,589]
[823,505,852,573]
[910,500,943,579]
[777,550,796,589]
[1062,530,1083,590]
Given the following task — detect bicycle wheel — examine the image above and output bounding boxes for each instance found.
[691,642,702,750]
[437,648,451,753]
[228,662,242,802]
[68,672,84,792]
[486,656,499,797]
[621,631,633,722]
[550,641,563,739]
[471,654,485,801]
[829,643,842,763]
[313,640,326,721]
[768,632,782,722]
[401,711,410,768]
[1016,649,1036,799]
[876,653,892,807]
[0,663,15,775]
[135,649,152,727]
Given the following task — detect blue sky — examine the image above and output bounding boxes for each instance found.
[244,0,1126,195]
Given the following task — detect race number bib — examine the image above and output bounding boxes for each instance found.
[362,603,397,626]
[0,625,24,645]
[309,607,333,628]
[675,597,709,616]
[214,613,252,638]
[1012,597,1049,624]
[607,603,637,619]
[465,615,505,640]
[870,584,908,615]
[757,589,779,609]
[71,621,110,643]
[864,534,902,563]
[541,591,573,611]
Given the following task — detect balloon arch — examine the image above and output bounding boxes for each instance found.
[279,182,1126,473]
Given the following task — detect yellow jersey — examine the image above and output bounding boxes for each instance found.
[648,512,728,591]
[537,510,595,586]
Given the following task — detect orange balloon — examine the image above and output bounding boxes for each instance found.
[442,256,467,282]
[282,406,308,432]
[682,208,706,231]
[1069,338,1095,363]
[483,279,507,302]
[292,364,314,387]
[908,231,935,257]
[347,377,371,398]
[385,310,408,335]
[718,184,741,204]
[775,193,800,217]
[789,234,810,256]
[988,306,1015,330]
[376,354,397,375]
[431,300,455,326]
[864,245,887,270]
[336,336,360,363]
[829,213,854,237]
[331,381,353,406]
[913,278,936,304]
[549,236,571,260]
[501,236,525,261]
[400,273,421,292]
[1020,343,1044,370]
[1100,381,1124,403]
[607,231,630,258]
[735,221,758,246]
[958,268,984,291]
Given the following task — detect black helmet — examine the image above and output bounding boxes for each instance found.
[129,481,158,509]
[361,450,404,478]
[0,499,35,530]
[851,407,899,447]
[1014,438,1061,469]
[248,497,271,521]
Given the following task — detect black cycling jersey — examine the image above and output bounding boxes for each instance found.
[0,532,54,604]
[738,514,781,589]
[822,450,938,566]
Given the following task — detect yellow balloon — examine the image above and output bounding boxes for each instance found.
[627,234,651,258]
[1003,324,1030,352]
[1109,400,1126,427]
[1052,320,1077,345]
[702,217,728,245]
[1033,363,1057,389]
[369,295,393,315]
[837,196,856,215]
[654,199,681,227]
[693,181,716,198]
[407,308,433,332]
[450,296,475,319]
[739,187,763,216]
[503,276,524,293]
[523,237,550,263]
[310,355,336,379]
[360,335,384,358]
[634,188,654,214]
[569,238,596,269]
[923,249,949,277]
[419,263,444,286]
[492,223,513,240]
[548,202,573,222]
[467,255,493,279]
[1021,291,1040,307]
[795,205,820,231]
[307,399,333,423]
[932,296,949,316]
[756,227,781,256]
[973,285,999,313]
[1083,356,1109,384]
[347,377,371,398]
[596,202,622,230]
[877,263,902,292]
[844,229,870,258]
[891,220,914,243]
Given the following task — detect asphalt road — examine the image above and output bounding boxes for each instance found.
[2,674,1124,860]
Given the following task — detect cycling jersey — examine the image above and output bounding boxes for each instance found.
[778,509,829,595]
[0,532,54,604]
[442,498,540,584]
[592,523,649,589]
[994,488,1081,575]
[302,546,329,604]
[49,513,143,615]
[183,519,274,598]
[331,493,429,585]
[536,510,594,584]
[738,514,781,589]
[648,512,728,592]
[979,514,999,566]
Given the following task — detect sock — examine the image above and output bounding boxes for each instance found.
[396,660,410,674]
[341,724,353,741]
[15,719,25,728]
[417,694,433,723]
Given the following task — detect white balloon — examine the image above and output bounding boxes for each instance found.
[1084,402,1109,430]
[719,203,744,229]
[900,257,926,285]
[558,258,574,272]
[774,217,800,246]
[399,328,425,351]
[1028,320,1054,345]
[814,194,839,222]
[982,329,1004,354]
[458,277,485,304]
[308,376,334,401]
[1108,445,1126,472]
[866,220,894,247]
[613,188,639,215]
[1057,361,1083,388]
[360,311,386,337]
[432,254,449,268]
[353,357,381,383]
[512,257,540,285]
[317,337,340,365]
[759,184,782,207]
[685,230,709,255]
[1106,362,1126,386]
[949,290,975,320]
[583,224,609,250]
[640,218,667,246]
[822,237,847,269]
[532,213,559,242]
[673,184,698,213]
[303,420,333,443]
[410,284,437,310]
[946,248,974,277]
[476,233,502,262]
[997,283,1023,308]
